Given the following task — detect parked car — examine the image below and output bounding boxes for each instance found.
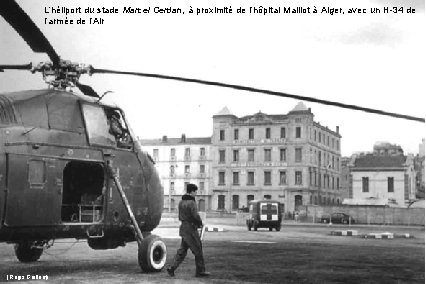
[246,200,282,231]
[320,212,355,224]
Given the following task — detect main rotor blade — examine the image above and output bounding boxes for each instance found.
[0,0,60,65]
[92,68,425,123]
[0,63,32,72]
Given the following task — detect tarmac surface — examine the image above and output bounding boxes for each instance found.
[0,218,424,283]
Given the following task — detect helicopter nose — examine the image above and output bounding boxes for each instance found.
[147,166,164,229]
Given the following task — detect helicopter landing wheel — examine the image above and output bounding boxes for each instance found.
[138,234,167,272]
[14,241,43,263]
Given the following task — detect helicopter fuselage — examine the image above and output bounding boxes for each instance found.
[0,89,163,248]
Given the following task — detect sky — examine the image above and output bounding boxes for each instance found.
[0,0,424,157]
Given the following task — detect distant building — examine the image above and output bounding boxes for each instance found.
[419,138,425,157]
[139,135,212,212]
[211,102,343,213]
[414,139,425,199]
[340,157,351,199]
[373,142,404,156]
[347,154,416,207]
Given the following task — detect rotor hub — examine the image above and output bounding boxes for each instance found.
[32,60,93,89]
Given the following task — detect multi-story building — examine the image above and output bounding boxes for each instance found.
[347,153,416,207]
[139,135,212,212]
[211,102,342,213]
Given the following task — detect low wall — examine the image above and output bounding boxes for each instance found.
[301,205,425,226]
[163,206,425,226]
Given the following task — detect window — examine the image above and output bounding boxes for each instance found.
[319,132,321,143]
[185,165,190,174]
[279,171,287,185]
[233,149,239,162]
[234,129,239,140]
[247,171,255,185]
[220,130,225,141]
[280,148,286,162]
[82,104,116,147]
[170,165,175,176]
[219,171,225,185]
[264,195,272,200]
[264,149,271,162]
[200,165,205,173]
[200,147,205,157]
[170,182,175,192]
[264,171,271,185]
[249,128,254,140]
[337,140,340,151]
[295,148,302,163]
[247,195,254,206]
[233,172,239,185]
[218,195,225,210]
[248,149,255,162]
[184,182,189,191]
[199,181,205,191]
[296,126,301,138]
[388,177,394,192]
[362,177,369,192]
[232,195,239,210]
[153,149,159,159]
[295,171,302,185]
[266,128,271,139]
[185,148,190,160]
[280,127,286,138]
[170,148,176,158]
[219,150,226,163]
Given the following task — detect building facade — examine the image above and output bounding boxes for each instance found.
[139,135,212,212]
[210,103,342,214]
[348,153,416,207]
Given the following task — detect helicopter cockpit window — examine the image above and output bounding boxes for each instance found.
[46,94,84,133]
[105,108,132,149]
[0,95,17,125]
[81,103,116,147]
[14,95,48,128]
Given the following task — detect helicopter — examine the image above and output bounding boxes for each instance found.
[0,0,424,274]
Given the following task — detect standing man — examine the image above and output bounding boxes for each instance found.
[167,183,210,278]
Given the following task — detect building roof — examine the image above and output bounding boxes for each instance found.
[215,106,233,116]
[139,137,211,146]
[352,154,407,169]
[292,102,309,112]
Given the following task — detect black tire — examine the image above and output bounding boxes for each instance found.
[269,227,273,231]
[14,241,43,263]
[276,226,281,231]
[253,223,258,231]
[138,234,167,272]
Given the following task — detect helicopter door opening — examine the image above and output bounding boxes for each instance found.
[61,161,105,223]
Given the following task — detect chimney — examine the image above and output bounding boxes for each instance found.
[336,126,339,134]
[181,134,186,143]
[162,135,167,142]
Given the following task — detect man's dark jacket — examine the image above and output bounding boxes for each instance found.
[178,194,203,238]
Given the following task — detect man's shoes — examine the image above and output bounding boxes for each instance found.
[166,266,175,277]
[196,271,211,277]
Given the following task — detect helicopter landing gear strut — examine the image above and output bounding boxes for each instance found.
[14,240,44,263]
[108,164,167,272]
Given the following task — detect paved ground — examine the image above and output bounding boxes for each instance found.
[0,219,424,283]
